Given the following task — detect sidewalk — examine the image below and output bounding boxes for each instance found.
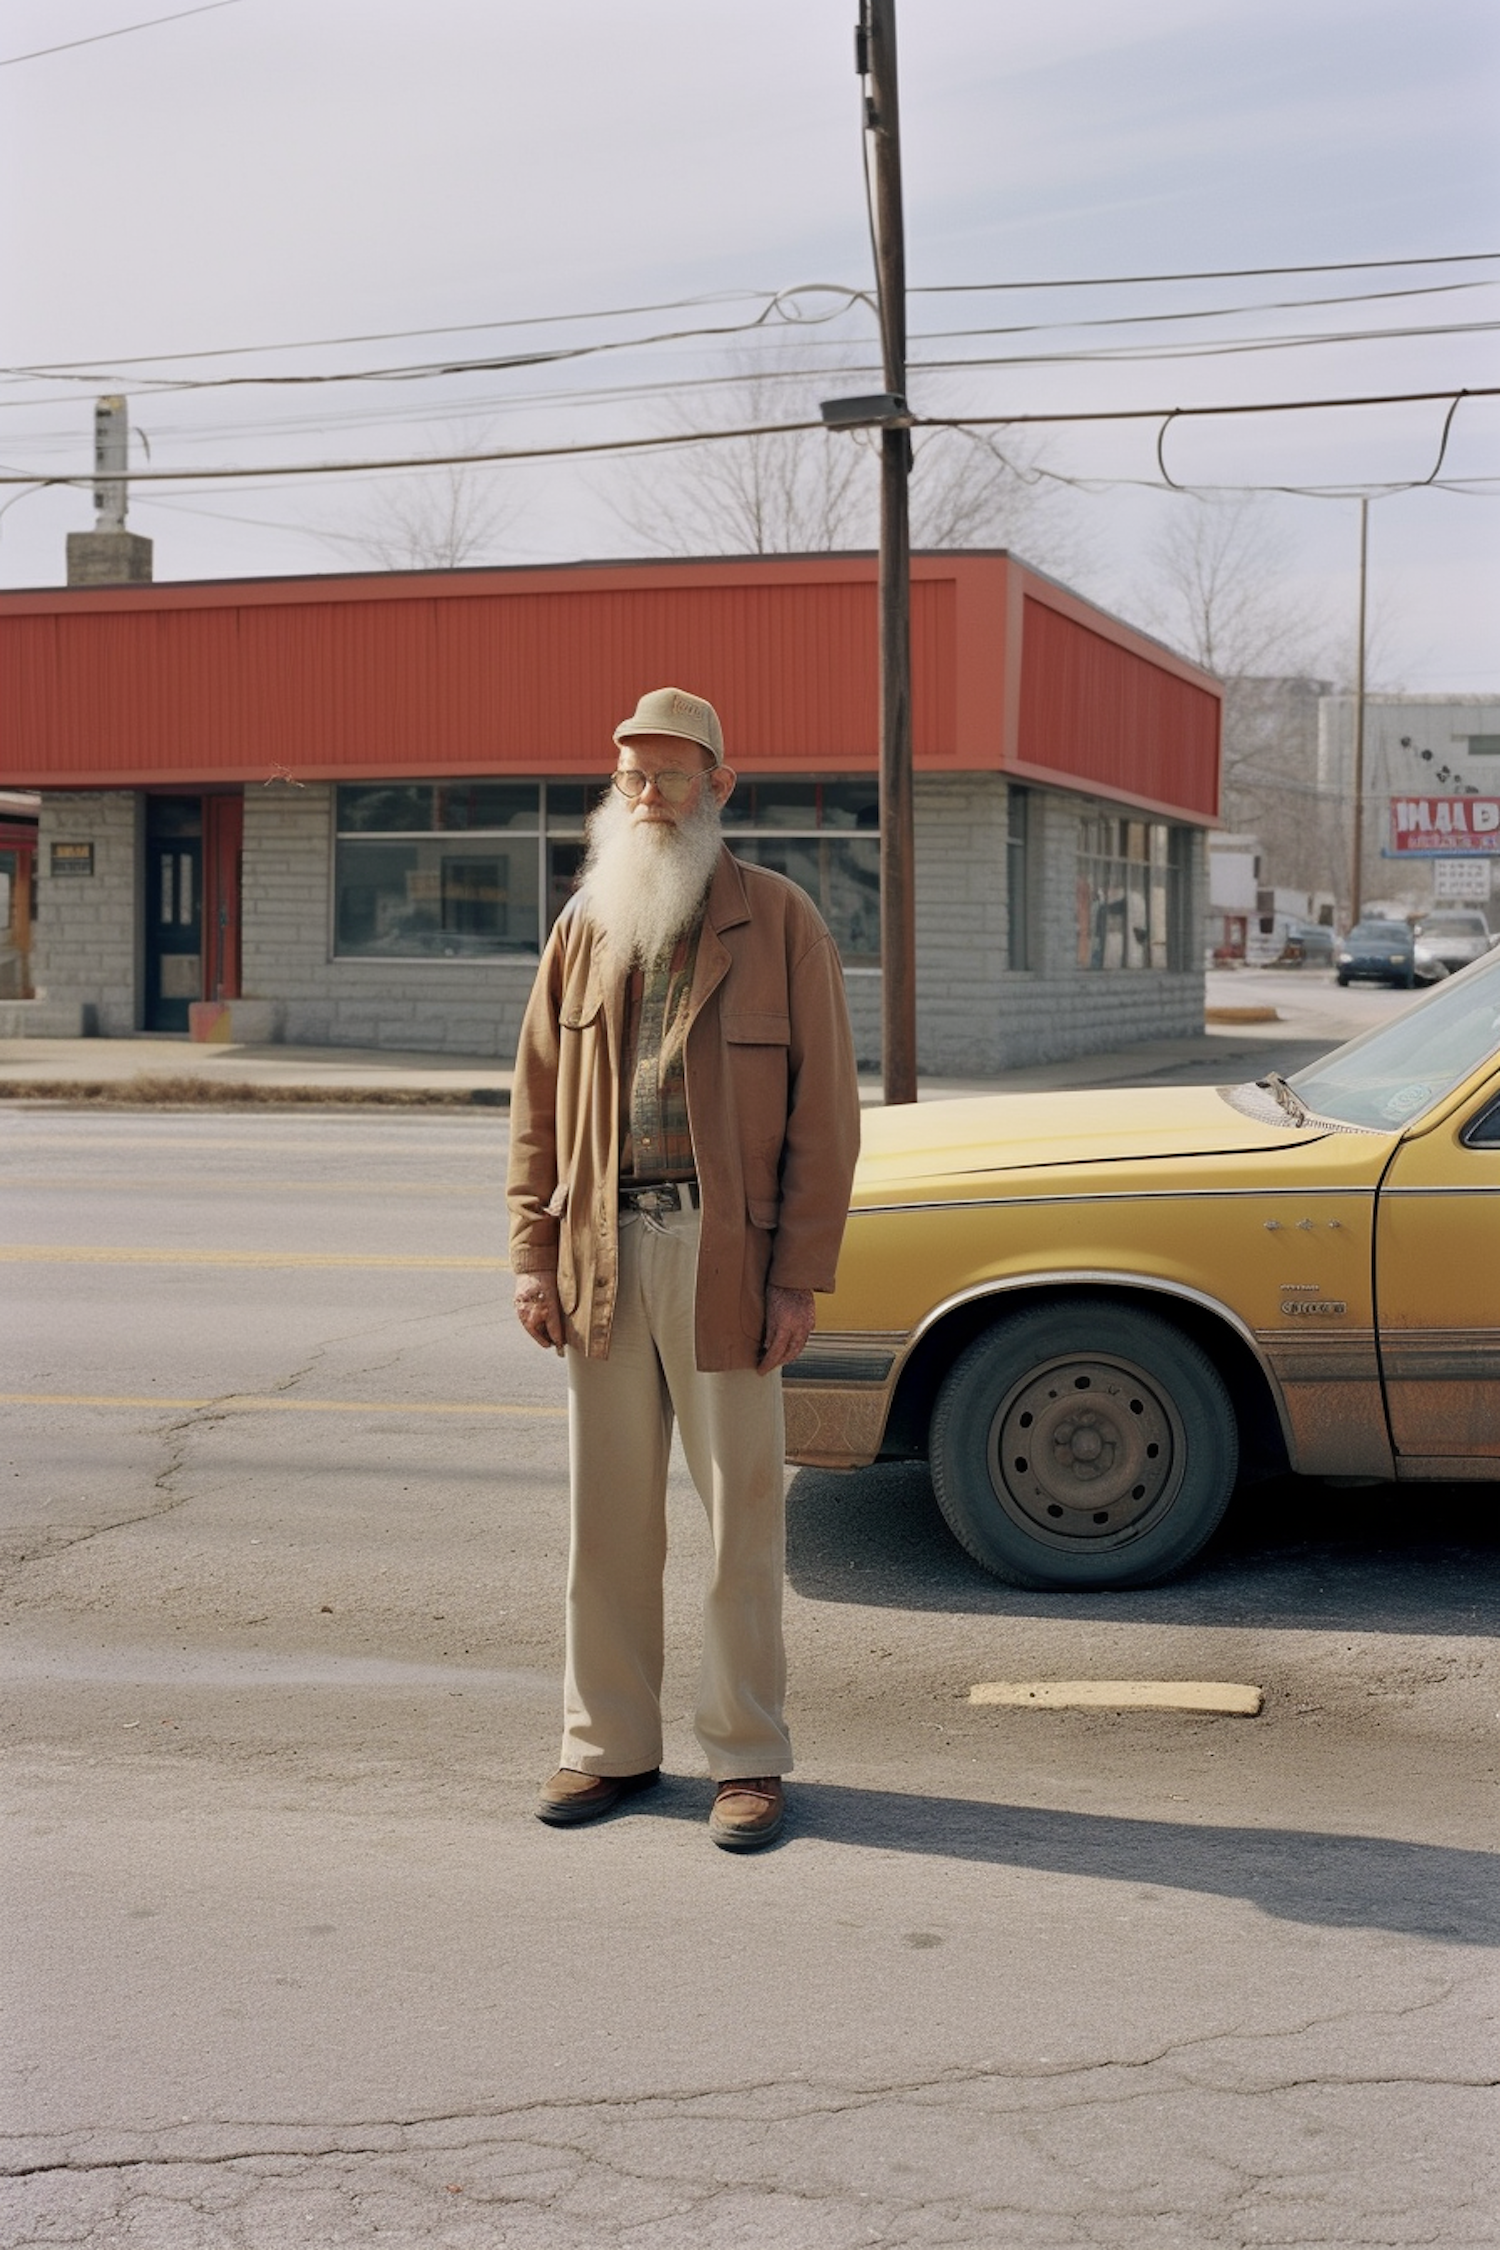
[0,1009,1358,1110]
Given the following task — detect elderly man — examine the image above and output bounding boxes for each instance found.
[508,686,860,1851]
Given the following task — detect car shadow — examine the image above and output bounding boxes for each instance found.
[785,1461,1500,1636]
[646,1778,1495,1943]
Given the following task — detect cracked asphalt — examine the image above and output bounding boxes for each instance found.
[1,1101,1497,2249]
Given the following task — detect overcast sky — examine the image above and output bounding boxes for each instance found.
[2,0,1497,688]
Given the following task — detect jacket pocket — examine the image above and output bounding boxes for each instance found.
[723,1011,791,1046]
[559,995,603,1032]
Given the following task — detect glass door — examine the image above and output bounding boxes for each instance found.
[145,798,203,1031]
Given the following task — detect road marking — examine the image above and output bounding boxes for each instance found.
[0,1176,492,1197]
[968,1680,1265,1716]
[0,1245,510,1270]
[0,1392,564,1419]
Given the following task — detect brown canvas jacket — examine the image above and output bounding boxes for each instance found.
[507,849,862,1371]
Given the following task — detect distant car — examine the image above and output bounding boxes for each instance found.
[1414,910,1494,975]
[1337,918,1415,988]
[1280,919,1336,967]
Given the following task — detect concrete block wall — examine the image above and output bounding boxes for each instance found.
[238,777,1205,1070]
[850,780,1206,1075]
[31,792,142,1034]
[241,784,536,1056]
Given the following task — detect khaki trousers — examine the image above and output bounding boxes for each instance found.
[561,1207,792,1781]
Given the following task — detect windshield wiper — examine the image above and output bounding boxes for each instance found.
[1259,1072,1310,1126]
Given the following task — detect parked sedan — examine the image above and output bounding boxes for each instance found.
[1414,909,1494,974]
[1336,917,1416,987]
[787,947,1500,1588]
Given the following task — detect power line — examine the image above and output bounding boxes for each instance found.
[910,316,1500,376]
[913,275,1498,346]
[1,288,783,376]
[8,299,1493,403]
[0,0,243,69]
[8,254,1496,383]
[1,384,1493,489]
[912,251,1500,293]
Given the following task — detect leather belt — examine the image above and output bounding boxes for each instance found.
[619,1180,700,1215]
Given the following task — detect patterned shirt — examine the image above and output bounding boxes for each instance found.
[619,922,701,1184]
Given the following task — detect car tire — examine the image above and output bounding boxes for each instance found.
[1336,971,1350,986]
[929,1301,1239,1590]
[1399,969,1415,989]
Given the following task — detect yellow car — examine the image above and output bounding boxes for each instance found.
[787,948,1500,1589]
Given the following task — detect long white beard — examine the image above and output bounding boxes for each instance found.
[578,785,723,967]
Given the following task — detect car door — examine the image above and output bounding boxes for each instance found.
[1375,1069,1500,1464]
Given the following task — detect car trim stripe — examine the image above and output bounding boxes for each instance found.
[1379,1185,1500,1197]
[849,1186,1374,1218]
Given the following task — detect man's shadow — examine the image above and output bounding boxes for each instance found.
[648,1780,1496,1946]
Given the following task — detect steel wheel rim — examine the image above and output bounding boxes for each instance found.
[983,1352,1186,1554]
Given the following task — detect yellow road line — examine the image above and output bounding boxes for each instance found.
[0,1392,564,1418]
[0,1245,509,1270]
[0,1177,491,1197]
[968,1680,1265,1716]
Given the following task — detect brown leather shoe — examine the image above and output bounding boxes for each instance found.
[535,1767,660,1826]
[708,1776,785,1851]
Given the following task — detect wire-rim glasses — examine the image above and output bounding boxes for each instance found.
[611,768,704,804]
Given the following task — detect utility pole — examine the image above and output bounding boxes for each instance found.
[1348,495,1369,927]
[823,0,916,1104]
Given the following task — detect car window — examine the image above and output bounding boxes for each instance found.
[1286,947,1500,1129]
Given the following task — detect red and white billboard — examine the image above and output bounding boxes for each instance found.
[1389,796,1500,855]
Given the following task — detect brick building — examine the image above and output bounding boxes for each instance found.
[0,552,1221,1070]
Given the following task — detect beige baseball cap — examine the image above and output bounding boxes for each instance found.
[612,686,725,767]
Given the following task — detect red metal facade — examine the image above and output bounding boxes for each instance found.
[1015,594,1221,822]
[0,553,1219,823]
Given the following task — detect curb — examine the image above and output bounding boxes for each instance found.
[0,1077,511,1109]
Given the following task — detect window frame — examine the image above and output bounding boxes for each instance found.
[1075,811,1189,973]
[329,775,882,965]
[331,779,597,965]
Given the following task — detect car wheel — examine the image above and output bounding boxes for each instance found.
[929,1301,1239,1590]
[1336,971,1350,986]
[1399,969,1415,988]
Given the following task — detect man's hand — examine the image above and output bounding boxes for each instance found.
[514,1272,565,1354]
[759,1284,816,1374]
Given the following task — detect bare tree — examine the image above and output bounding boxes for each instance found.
[909,426,1081,577]
[611,359,868,555]
[1136,495,1320,680]
[1135,497,1344,896]
[610,354,1078,569]
[329,437,520,571]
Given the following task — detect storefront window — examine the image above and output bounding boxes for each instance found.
[1006,787,1031,970]
[334,783,571,959]
[333,777,882,965]
[723,781,880,965]
[1076,815,1185,971]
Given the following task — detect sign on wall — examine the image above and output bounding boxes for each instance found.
[49,841,94,878]
[1432,858,1494,902]
[1387,797,1500,855]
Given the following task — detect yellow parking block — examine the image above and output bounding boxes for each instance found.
[968,1680,1264,1715]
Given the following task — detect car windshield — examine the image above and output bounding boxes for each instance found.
[1421,915,1485,934]
[1287,946,1500,1128]
[1347,921,1409,943]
